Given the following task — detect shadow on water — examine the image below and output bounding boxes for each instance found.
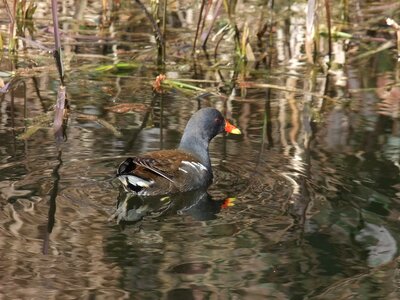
[111,188,231,227]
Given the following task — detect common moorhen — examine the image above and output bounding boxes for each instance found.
[117,107,241,196]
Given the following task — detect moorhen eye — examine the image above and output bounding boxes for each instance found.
[214,117,223,125]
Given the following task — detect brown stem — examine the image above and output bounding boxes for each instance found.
[325,0,332,62]
[193,0,206,55]
[134,0,164,53]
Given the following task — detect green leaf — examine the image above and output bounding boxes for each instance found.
[95,62,138,73]
[95,65,115,72]
[162,79,207,92]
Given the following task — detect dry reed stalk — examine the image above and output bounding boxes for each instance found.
[386,18,400,62]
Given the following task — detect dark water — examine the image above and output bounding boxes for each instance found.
[1,1,400,299]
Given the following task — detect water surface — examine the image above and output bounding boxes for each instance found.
[1,0,400,299]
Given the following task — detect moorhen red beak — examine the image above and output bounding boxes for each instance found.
[225,120,241,134]
[117,107,241,196]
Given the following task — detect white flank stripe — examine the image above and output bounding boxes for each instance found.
[179,167,188,174]
[182,161,207,171]
[194,162,207,171]
[182,161,196,169]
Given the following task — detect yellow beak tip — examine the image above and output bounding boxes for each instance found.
[230,128,241,135]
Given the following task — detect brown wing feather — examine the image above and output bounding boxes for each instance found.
[135,149,200,181]
[132,157,174,182]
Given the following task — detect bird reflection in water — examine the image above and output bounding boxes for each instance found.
[110,188,235,227]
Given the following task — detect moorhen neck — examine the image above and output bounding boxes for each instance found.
[116,107,241,196]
